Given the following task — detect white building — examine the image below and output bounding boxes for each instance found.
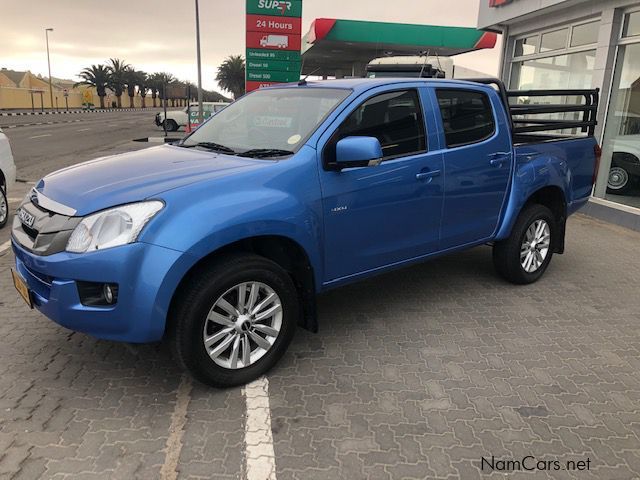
[478,0,640,230]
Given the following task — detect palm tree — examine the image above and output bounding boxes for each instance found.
[107,58,130,108]
[156,72,176,108]
[148,73,164,108]
[216,55,245,100]
[136,71,148,108]
[123,67,146,108]
[75,65,111,109]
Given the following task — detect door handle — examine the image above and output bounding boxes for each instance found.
[416,170,441,182]
[489,153,510,167]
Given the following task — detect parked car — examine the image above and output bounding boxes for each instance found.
[11,78,599,387]
[155,102,229,132]
[0,127,16,229]
[608,135,640,194]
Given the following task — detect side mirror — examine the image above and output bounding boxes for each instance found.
[335,136,383,169]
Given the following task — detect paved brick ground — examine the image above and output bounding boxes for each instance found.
[1,213,639,479]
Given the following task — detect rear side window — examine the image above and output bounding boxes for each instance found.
[436,90,495,148]
[335,90,427,159]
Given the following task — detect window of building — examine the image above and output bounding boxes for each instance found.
[435,90,495,148]
[571,21,599,47]
[334,90,426,160]
[515,36,538,57]
[540,28,569,52]
[623,11,640,38]
[596,13,640,209]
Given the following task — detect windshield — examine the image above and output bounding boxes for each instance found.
[182,88,350,155]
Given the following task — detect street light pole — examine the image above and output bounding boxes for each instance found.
[45,28,54,111]
[195,0,204,124]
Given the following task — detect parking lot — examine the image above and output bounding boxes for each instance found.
[1,111,640,479]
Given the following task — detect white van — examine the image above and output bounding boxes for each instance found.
[155,102,230,132]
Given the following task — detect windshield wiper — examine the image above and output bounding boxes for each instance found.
[180,142,237,154]
[239,148,295,159]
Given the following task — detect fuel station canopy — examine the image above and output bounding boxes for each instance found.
[301,18,497,77]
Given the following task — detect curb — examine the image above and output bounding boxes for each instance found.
[133,136,182,143]
[0,108,166,117]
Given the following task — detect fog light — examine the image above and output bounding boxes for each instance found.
[77,281,119,307]
[104,284,114,304]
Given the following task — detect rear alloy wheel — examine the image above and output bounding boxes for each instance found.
[493,204,555,285]
[0,187,8,228]
[170,254,299,387]
[607,166,632,195]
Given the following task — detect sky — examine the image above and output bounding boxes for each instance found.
[0,0,501,95]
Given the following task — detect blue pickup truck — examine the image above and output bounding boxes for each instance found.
[10,78,600,386]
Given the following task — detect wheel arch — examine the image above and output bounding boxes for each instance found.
[521,186,567,254]
[166,235,318,337]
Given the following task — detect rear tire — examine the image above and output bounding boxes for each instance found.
[169,253,299,387]
[0,186,8,229]
[493,204,555,285]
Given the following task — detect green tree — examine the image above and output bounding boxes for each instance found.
[147,73,164,108]
[75,65,111,109]
[107,58,130,108]
[136,71,149,108]
[215,55,245,100]
[155,72,176,107]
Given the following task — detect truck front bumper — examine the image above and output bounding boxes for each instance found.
[11,239,184,343]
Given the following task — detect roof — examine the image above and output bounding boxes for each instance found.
[264,77,496,94]
[0,69,27,87]
[301,18,497,76]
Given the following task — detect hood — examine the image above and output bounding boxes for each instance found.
[35,145,269,216]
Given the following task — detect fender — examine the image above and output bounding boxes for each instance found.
[495,149,569,241]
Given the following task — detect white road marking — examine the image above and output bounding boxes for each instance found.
[8,198,22,202]
[160,375,193,480]
[77,128,91,132]
[0,240,11,254]
[29,134,52,139]
[244,376,277,480]
[108,124,119,127]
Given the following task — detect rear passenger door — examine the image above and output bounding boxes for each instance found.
[435,88,512,249]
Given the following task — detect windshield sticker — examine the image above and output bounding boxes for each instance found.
[253,116,293,128]
[287,134,302,145]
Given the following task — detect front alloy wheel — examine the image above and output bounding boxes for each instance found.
[170,253,299,387]
[203,282,282,370]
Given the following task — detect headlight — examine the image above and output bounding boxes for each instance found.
[66,201,164,253]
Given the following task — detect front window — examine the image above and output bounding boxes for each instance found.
[182,88,350,155]
[330,90,427,160]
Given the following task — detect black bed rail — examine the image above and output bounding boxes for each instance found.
[463,78,599,137]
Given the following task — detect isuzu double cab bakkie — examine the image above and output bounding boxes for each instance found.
[10,78,600,387]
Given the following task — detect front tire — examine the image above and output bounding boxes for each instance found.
[493,204,555,285]
[169,254,299,387]
[0,186,8,229]
[163,119,179,132]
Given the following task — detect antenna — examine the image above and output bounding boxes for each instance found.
[298,67,322,86]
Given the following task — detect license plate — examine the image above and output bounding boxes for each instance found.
[11,269,33,309]
[17,208,35,228]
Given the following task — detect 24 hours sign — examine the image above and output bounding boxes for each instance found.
[246,0,302,92]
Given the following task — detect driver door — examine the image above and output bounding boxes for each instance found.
[319,88,444,283]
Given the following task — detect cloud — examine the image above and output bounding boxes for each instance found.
[0,0,499,92]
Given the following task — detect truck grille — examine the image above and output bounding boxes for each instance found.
[11,196,81,256]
